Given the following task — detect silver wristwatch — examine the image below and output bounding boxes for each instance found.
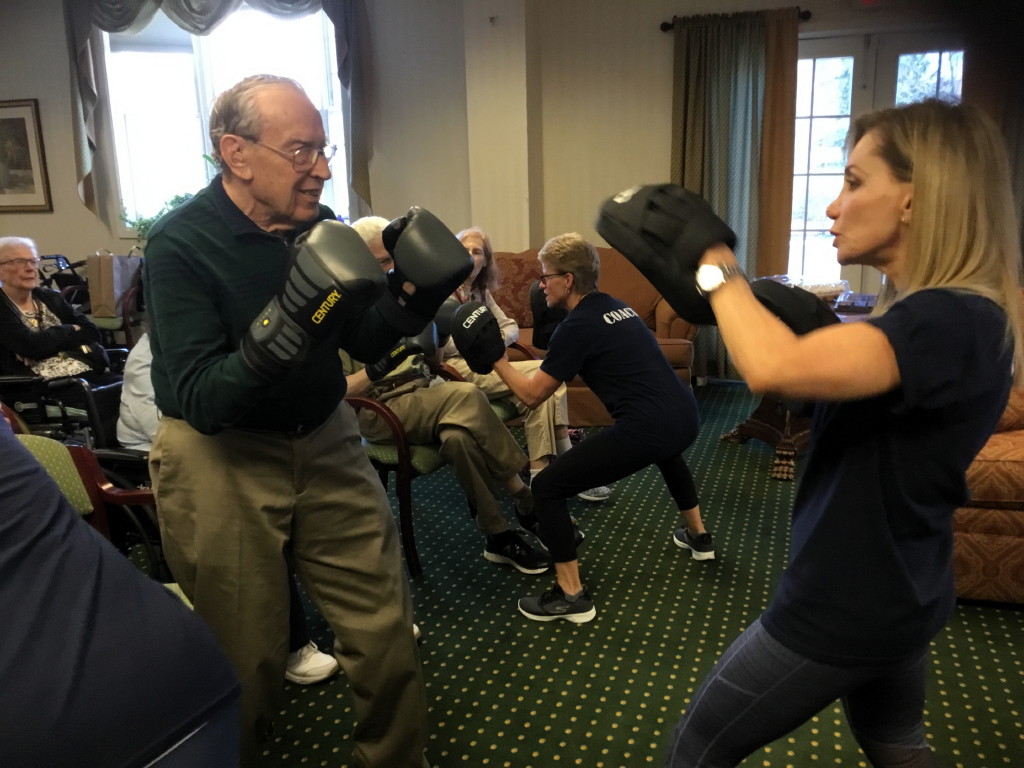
[696,263,745,296]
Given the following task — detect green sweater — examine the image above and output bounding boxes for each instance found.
[144,176,402,435]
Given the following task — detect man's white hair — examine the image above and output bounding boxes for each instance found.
[350,216,391,245]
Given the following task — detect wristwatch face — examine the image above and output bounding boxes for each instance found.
[696,264,725,293]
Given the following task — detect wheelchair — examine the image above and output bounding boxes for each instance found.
[0,370,124,450]
[2,372,171,582]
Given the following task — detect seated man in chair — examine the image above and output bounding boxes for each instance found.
[345,216,549,576]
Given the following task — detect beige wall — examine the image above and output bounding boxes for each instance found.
[1,0,960,260]
[1,0,121,259]
[359,0,957,251]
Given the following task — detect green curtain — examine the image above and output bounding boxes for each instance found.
[669,8,798,379]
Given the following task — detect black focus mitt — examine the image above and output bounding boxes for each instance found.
[595,184,736,326]
[451,301,505,375]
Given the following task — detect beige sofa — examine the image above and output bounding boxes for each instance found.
[953,388,1024,603]
[489,247,697,426]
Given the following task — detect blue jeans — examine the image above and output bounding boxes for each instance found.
[665,618,936,767]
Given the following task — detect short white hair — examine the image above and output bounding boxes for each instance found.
[0,236,38,259]
[350,216,391,245]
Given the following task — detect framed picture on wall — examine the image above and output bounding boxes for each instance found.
[0,99,52,213]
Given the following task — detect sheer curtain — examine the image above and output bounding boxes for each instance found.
[669,8,798,379]
[62,0,372,216]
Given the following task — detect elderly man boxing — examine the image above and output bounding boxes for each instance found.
[144,74,470,767]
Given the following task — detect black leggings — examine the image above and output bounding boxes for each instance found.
[531,424,699,562]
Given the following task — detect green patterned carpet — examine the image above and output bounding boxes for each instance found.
[261,381,1024,768]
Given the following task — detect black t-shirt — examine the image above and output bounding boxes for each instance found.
[763,289,1012,665]
[0,424,239,766]
[540,292,698,450]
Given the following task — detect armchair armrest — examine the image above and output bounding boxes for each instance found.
[507,341,537,361]
[655,298,699,342]
[67,444,155,507]
[439,363,466,382]
[345,395,415,470]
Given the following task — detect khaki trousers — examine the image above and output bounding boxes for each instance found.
[446,357,568,462]
[358,381,527,535]
[150,405,428,768]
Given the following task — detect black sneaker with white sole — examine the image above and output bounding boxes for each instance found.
[484,530,551,574]
[515,511,585,549]
[519,584,596,623]
[673,527,715,560]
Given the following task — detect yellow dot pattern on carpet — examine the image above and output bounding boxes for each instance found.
[260,382,1024,767]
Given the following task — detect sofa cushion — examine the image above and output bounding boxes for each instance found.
[965,430,1024,509]
[952,508,1024,603]
[594,247,662,329]
[493,252,541,328]
[996,388,1024,432]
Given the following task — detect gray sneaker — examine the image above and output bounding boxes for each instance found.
[577,485,611,502]
[519,584,596,623]
[484,530,551,574]
[673,528,715,561]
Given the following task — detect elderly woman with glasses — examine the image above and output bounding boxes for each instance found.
[0,236,105,378]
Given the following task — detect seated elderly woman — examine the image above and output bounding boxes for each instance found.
[0,236,108,379]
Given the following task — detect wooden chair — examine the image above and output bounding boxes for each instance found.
[16,433,170,581]
[345,396,449,579]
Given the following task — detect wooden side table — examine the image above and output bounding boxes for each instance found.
[721,396,811,480]
[721,292,875,480]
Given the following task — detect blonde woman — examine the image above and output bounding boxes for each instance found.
[660,100,1022,765]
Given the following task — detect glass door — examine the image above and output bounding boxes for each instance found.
[789,32,964,293]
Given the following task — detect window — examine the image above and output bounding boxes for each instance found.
[790,55,855,283]
[787,34,963,289]
[105,8,347,233]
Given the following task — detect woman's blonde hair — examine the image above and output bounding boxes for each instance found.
[853,99,1023,384]
[538,233,600,295]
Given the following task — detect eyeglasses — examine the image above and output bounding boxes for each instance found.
[248,140,337,171]
[0,257,41,268]
[538,272,568,285]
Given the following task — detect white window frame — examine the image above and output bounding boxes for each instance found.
[104,9,347,241]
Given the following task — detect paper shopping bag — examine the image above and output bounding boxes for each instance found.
[86,249,143,318]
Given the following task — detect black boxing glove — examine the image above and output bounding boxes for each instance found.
[365,323,439,381]
[373,207,473,335]
[450,301,505,375]
[595,184,736,325]
[240,220,387,381]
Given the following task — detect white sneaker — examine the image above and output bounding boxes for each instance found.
[285,641,339,685]
[413,623,422,641]
[578,485,611,502]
